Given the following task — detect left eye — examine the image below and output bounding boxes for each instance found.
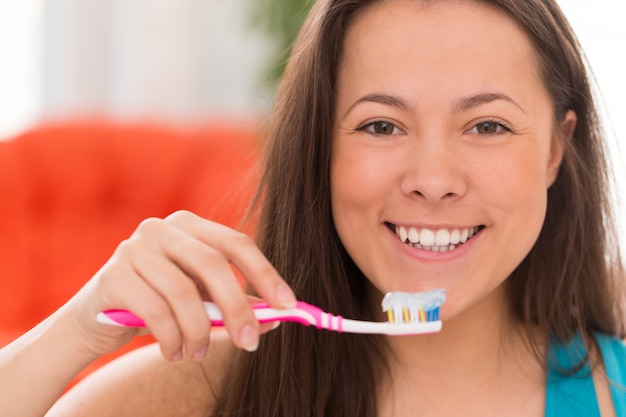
[468,120,511,135]
[357,121,403,136]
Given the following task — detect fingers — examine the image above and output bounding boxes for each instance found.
[161,212,297,352]
[94,239,198,361]
[94,211,293,361]
[243,295,282,334]
[153,233,261,353]
[127,246,212,360]
[164,211,297,309]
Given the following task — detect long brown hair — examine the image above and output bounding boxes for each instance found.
[492,0,626,345]
[212,1,625,415]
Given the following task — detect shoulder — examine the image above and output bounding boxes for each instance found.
[46,331,236,417]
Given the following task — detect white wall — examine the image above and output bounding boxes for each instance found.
[558,0,626,256]
[40,0,276,124]
[0,1,43,140]
[0,0,276,141]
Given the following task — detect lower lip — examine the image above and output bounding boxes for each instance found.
[387,226,482,262]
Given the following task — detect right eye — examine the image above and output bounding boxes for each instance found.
[356,120,404,136]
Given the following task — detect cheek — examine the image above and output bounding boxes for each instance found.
[330,142,398,218]
[330,141,403,276]
[472,147,550,246]
[472,137,553,201]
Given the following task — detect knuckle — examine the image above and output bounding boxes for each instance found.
[230,230,253,246]
[182,245,226,280]
[194,246,223,270]
[165,210,196,224]
[167,279,200,302]
[137,216,164,232]
[113,238,137,258]
[131,217,167,241]
[226,297,253,319]
[221,229,255,253]
[178,237,208,259]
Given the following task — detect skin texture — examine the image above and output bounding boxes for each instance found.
[332,0,570,323]
[331,0,583,415]
[46,331,236,417]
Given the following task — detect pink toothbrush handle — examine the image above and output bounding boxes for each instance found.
[97,301,342,330]
[97,309,149,327]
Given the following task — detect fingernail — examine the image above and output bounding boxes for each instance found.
[193,346,208,360]
[276,284,297,308]
[172,349,183,362]
[240,324,259,352]
[271,321,281,330]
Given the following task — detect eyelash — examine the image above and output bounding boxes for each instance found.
[467,119,512,135]
[355,120,404,136]
[354,119,513,136]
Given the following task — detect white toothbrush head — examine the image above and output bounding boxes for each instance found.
[381,289,446,324]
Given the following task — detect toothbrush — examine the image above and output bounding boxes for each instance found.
[97,289,445,336]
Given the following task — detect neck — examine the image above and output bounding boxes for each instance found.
[378,285,546,415]
[386,285,521,371]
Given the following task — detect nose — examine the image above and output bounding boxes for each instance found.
[400,138,468,204]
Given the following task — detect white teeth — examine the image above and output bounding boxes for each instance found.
[394,225,481,251]
[419,228,435,246]
[450,229,461,244]
[460,228,469,243]
[398,226,408,242]
[435,229,450,246]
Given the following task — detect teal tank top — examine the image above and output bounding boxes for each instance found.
[546,333,626,416]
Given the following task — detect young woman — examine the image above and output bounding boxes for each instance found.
[2,0,625,416]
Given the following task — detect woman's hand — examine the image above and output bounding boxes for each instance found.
[65,210,296,362]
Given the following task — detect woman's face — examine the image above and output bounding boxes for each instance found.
[331,0,571,321]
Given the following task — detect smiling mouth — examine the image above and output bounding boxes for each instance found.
[387,223,485,253]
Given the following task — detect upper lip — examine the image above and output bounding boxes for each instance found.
[385,221,483,230]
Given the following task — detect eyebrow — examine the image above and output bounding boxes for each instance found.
[340,91,525,119]
[453,92,526,114]
[340,93,413,120]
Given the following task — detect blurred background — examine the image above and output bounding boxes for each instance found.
[0,0,624,247]
[0,0,315,134]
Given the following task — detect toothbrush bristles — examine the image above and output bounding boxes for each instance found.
[381,289,446,324]
[402,307,410,323]
[387,309,395,324]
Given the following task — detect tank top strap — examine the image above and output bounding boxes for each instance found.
[594,332,626,415]
[545,332,600,416]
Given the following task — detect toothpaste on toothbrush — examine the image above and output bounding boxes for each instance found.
[381,289,446,324]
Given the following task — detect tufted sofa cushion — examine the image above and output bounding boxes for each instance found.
[0,120,259,383]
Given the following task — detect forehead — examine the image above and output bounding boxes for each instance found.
[344,0,534,56]
[336,0,546,109]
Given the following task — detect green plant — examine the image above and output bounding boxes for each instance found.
[250,0,314,86]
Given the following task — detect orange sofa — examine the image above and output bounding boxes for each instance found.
[0,120,259,383]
